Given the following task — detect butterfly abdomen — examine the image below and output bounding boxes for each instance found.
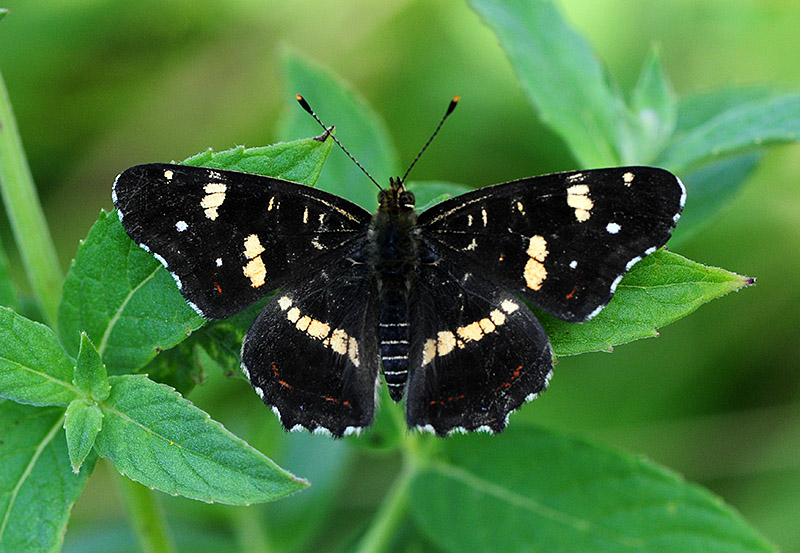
[369,197,420,402]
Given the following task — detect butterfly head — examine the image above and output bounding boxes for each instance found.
[378,177,415,212]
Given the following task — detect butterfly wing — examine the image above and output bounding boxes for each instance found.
[241,247,380,437]
[113,163,372,318]
[405,246,553,435]
[417,167,685,322]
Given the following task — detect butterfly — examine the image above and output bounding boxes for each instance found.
[112,98,685,437]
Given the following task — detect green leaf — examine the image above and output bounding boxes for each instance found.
[0,236,19,310]
[541,250,753,356]
[468,0,628,167]
[94,375,308,504]
[412,425,777,553]
[407,180,475,212]
[0,306,79,406]
[674,86,777,133]
[630,47,677,164]
[63,398,103,473]
[180,137,332,183]
[75,332,109,401]
[57,210,204,375]
[658,93,800,172]
[670,152,761,246]
[278,51,400,210]
[0,401,95,553]
[0,9,8,22]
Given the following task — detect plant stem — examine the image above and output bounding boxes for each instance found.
[117,473,176,553]
[0,68,62,325]
[352,450,417,553]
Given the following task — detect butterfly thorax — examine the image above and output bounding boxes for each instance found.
[368,177,419,401]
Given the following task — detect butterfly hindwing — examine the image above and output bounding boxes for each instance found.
[405,247,553,435]
[241,247,380,437]
[418,166,685,321]
[113,163,371,318]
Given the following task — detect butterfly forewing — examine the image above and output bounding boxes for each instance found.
[406,249,553,435]
[417,167,685,321]
[113,163,371,318]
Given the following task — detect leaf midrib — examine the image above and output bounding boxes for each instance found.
[426,460,646,549]
[0,412,65,541]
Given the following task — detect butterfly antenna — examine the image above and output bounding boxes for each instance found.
[296,94,383,191]
[400,96,460,186]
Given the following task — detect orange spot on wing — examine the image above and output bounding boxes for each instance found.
[565,285,578,299]
[213,281,223,294]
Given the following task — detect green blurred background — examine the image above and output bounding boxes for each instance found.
[1,0,799,551]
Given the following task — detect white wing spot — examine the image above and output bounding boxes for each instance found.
[569,260,578,269]
[623,172,635,186]
[215,257,223,267]
[606,222,621,234]
[175,220,188,232]
[164,169,174,180]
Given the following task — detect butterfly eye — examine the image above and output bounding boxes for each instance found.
[399,191,415,208]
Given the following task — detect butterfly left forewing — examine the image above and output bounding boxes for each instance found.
[417,166,685,322]
[241,247,380,437]
[113,163,371,319]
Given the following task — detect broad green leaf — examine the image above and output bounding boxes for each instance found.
[630,47,677,164]
[141,298,268,394]
[75,332,109,401]
[541,250,753,356]
[278,51,399,210]
[95,375,307,504]
[57,211,204,374]
[63,398,103,473]
[0,401,95,553]
[0,236,18,310]
[658,94,800,172]
[180,137,332,183]
[412,425,776,553]
[675,86,777,133]
[670,152,761,246]
[0,306,79,406]
[468,0,628,167]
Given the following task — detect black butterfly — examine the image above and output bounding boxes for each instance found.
[113,104,684,437]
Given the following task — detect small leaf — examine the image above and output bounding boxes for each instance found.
[630,46,677,164]
[542,250,754,356]
[658,93,800,172]
[412,425,777,553]
[64,398,103,473]
[75,332,110,400]
[180,137,332,184]
[468,0,628,167]
[95,375,308,504]
[0,9,7,21]
[0,306,79,406]
[278,51,400,210]
[57,211,204,374]
[0,401,95,553]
